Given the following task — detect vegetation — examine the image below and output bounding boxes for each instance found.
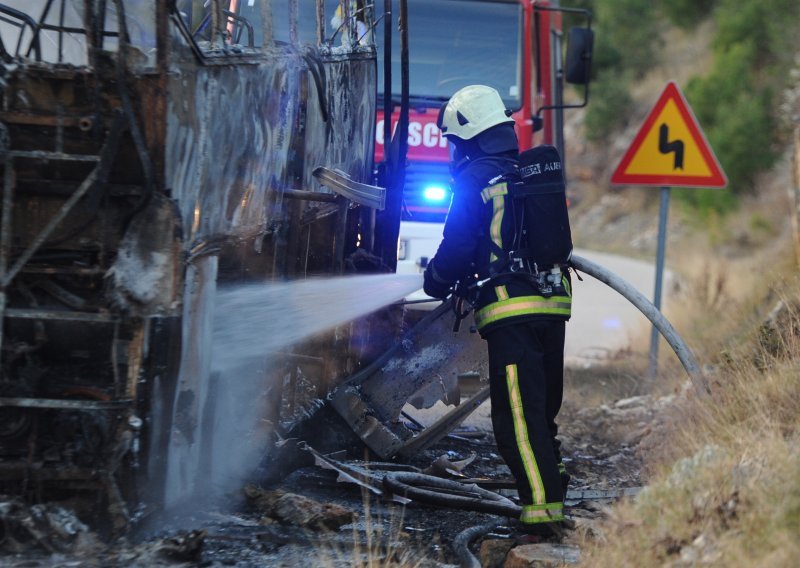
[657,0,715,29]
[577,0,800,212]
[682,0,800,204]
[572,0,660,142]
[582,70,633,142]
[579,268,800,566]
[567,2,800,564]
[574,147,800,566]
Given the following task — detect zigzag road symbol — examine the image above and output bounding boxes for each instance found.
[658,123,684,170]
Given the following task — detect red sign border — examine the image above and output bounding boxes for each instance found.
[610,81,728,188]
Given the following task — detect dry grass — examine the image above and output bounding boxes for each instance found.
[311,487,431,568]
[578,263,800,567]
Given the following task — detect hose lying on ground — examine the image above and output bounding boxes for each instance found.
[382,472,521,518]
[570,255,710,396]
[384,473,517,567]
[453,520,507,568]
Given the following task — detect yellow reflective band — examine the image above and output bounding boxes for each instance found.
[480,182,508,204]
[489,194,504,263]
[495,285,509,301]
[506,364,546,505]
[520,503,565,524]
[475,295,572,329]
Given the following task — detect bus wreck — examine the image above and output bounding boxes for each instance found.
[0,0,397,532]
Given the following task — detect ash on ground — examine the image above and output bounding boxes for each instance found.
[1,379,671,567]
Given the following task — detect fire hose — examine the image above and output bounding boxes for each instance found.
[453,520,507,568]
[569,254,709,396]
[382,472,521,518]
[381,472,518,568]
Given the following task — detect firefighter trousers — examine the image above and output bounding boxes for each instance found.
[485,319,566,524]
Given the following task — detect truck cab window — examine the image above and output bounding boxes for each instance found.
[376,0,522,109]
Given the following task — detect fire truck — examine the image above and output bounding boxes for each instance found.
[372,0,593,304]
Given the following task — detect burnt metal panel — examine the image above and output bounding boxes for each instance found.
[164,58,300,243]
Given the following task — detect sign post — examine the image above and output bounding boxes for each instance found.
[610,81,727,377]
[650,186,669,377]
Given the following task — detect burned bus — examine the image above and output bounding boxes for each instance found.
[0,0,388,531]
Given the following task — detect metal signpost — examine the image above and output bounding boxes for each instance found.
[610,81,727,377]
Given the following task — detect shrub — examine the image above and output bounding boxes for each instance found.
[675,46,774,212]
[584,72,633,142]
[673,187,738,217]
[593,0,661,78]
[657,0,716,30]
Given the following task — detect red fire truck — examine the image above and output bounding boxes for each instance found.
[374,0,593,302]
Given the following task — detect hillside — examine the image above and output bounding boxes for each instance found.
[559,7,800,566]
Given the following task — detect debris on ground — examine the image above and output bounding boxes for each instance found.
[151,530,206,563]
[422,451,477,477]
[504,542,582,567]
[110,530,207,566]
[0,497,102,556]
[244,484,356,530]
[0,385,658,566]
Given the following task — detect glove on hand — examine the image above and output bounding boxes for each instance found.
[423,261,452,300]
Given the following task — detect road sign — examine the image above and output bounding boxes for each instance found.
[611,81,727,188]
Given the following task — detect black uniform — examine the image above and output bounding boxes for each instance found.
[424,149,571,526]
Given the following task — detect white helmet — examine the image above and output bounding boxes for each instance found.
[437,85,514,141]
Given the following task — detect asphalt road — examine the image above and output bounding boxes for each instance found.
[566,248,670,365]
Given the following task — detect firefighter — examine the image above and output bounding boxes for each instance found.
[423,85,572,534]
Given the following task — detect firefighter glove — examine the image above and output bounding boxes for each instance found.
[423,260,453,300]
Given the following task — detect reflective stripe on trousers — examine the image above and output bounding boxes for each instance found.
[486,320,566,524]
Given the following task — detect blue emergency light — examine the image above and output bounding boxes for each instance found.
[423,185,448,203]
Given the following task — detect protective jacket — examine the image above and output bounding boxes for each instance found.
[427,152,572,336]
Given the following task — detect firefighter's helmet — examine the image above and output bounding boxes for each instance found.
[437,85,514,141]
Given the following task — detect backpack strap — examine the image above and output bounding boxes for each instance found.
[456,155,520,276]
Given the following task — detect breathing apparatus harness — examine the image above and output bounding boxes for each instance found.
[450,145,574,332]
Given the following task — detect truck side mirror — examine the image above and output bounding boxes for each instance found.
[565,27,594,85]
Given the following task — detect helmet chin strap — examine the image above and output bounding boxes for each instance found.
[448,137,481,175]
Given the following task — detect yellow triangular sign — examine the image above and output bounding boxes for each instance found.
[611,82,727,188]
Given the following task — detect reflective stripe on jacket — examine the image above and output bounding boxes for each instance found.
[474,276,572,332]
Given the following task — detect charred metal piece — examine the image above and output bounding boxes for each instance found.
[0,397,132,410]
[328,299,490,460]
[283,188,338,203]
[398,387,490,458]
[313,166,386,210]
